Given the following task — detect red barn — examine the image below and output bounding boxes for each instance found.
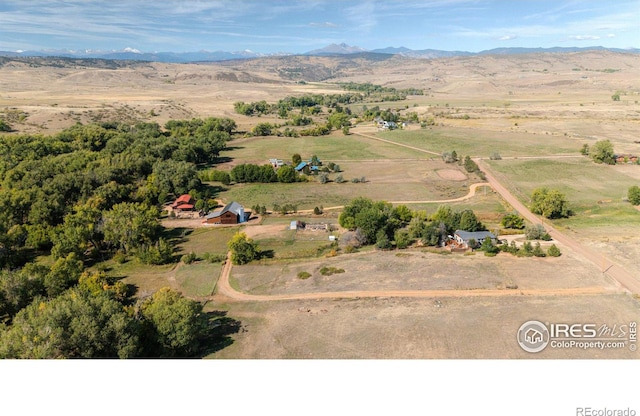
[203,201,246,225]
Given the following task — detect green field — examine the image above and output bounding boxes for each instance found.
[220,132,428,164]
[217,180,470,211]
[174,227,238,256]
[379,126,580,157]
[487,158,640,229]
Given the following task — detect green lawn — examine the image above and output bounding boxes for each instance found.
[173,227,238,257]
[379,126,580,157]
[175,261,222,297]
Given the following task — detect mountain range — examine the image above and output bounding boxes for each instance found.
[1,43,638,63]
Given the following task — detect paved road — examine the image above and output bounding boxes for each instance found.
[477,158,640,294]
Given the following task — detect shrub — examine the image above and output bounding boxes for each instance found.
[297,271,312,280]
[137,238,174,265]
[202,252,226,263]
[532,242,546,257]
[547,244,561,257]
[394,229,412,249]
[501,214,525,229]
[181,251,198,264]
[343,245,358,254]
[628,185,640,205]
[319,266,345,276]
[335,175,345,183]
[113,251,128,264]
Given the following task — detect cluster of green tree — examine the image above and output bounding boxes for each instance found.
[360,106,400,122]
[463,156,481,174]
[251,204,268,215]
[198,169,231,185]
[338,198,485,250]
[501,214,525,230]
[272,203,298,215]
[0,281,221,358]
[0,117,236,267]
[230,164,299,184]
[628,186,640,205]
[582,140,616,165]
[498,241,561,258]
[530,188,570,219]
[337,82,424,100]
[234,93,363,117]
[227,232,259,265]
[0,118,242,357]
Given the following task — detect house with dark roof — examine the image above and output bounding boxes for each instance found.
[203,201,247,225]
[453,230,496,249]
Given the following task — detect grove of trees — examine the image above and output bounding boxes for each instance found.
[338,197,486,249]
[0,117,240,358]
[589,140,615,165]
[530,187,570,219]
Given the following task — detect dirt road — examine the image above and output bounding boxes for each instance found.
[213,251,612,302]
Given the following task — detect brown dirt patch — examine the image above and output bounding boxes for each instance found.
[436,169,468,181]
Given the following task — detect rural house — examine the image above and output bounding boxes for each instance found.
[453,230,497,249]
[269,158,285,169]
[171,194,195,211]
[203,201,247,225]
[294,161,319,174]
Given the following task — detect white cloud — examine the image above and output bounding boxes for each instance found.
[498,35,517,41]
[570,35,601,40]
[607,33,616,38]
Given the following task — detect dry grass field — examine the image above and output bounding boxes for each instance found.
[2,51,639,358]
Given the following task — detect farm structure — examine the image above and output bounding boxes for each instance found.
[172,194,195,212]
[375,117,398,130]
[269,158,285,169]
[294,161,320,173]
[289,221,331,231]
[614,154,638,164]
[203,201,247,225]
[453,230,497,249]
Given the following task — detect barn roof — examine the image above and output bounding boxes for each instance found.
[205,201,244,219]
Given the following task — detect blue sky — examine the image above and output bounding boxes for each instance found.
[1,0,638,53]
